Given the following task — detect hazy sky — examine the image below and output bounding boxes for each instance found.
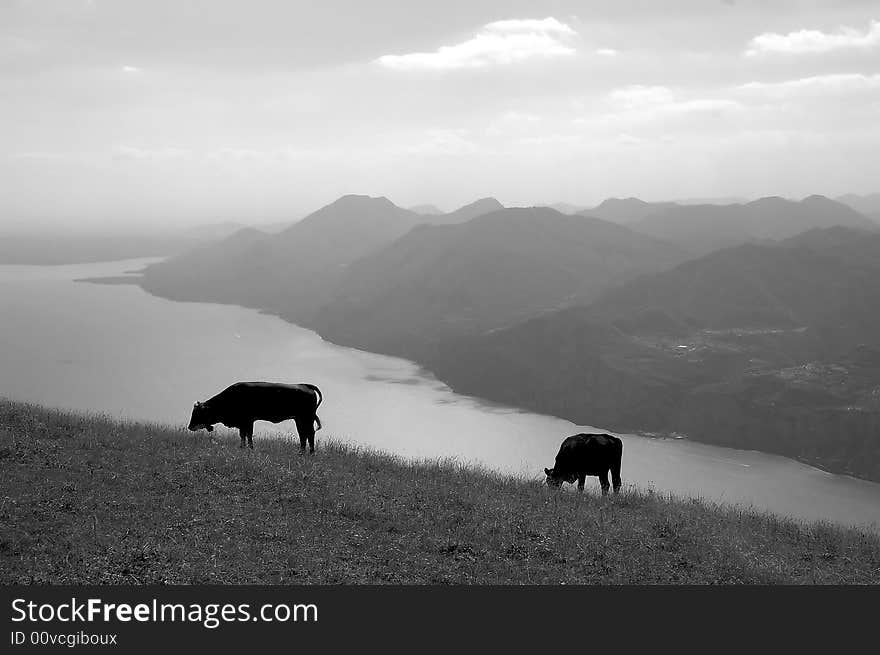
[2,0,879,228]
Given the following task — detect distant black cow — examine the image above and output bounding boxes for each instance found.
[544,433,623,495]
[188,381,323,453]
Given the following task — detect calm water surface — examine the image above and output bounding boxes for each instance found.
[2,259,879,531]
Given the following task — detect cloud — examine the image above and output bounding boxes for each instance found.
[376,17,576,71]
[398,129,482,155]
[615,133,642,145]
[607,85,676,109]
[484,18,575,35]
[9,152,79,163]
[606,86,743,116]
[121,65,142,74]
[737,73,880,96]
[0,36,44,58]
[595,48,619,57]
[745,19,880,56]
[589,85,743,132]
[111,146,190,161]
[498,111,541,124]
[485,111,543,138]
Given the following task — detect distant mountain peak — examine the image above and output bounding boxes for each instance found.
[453,197,503,212]
[469,205,564,222]
[584,197,678,225]
[597,197,650,207]
[834,193,880,222]
[332,193,398,207]
[748,195,789,206]
[800,194,851,209]
[408,204,444,215]
[547,202,587,214]
[428,197,505,224]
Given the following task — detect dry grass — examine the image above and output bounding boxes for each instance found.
[2,398,879,584]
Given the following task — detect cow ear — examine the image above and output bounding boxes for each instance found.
[194,401,201,407]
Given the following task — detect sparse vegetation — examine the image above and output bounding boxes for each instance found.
[2,398,879,584]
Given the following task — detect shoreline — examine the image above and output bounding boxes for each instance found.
[125,272,880,486]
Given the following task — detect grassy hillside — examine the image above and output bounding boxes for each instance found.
[2,399,879,584]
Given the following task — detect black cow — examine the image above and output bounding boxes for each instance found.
[544,433,623,495]
[188,381,323,453]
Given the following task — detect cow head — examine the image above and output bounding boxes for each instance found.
[188,401,214,432]
[544,467,576,488]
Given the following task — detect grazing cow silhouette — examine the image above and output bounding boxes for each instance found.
[188,381,323,453]
[544,433,623,495]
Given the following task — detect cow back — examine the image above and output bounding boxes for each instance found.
[209,382,320,424]
[554,433,622,474]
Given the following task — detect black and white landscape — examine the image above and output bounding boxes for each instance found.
[134,193,880,482]
[3,1,880,587]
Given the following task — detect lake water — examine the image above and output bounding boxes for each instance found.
[2,258,879,531]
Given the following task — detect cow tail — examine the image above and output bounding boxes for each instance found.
[611,437,623,491]
[302,383,322,408]
[305,384,323,431]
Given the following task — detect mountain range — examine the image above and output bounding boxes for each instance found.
[425,226,880,479]
[137,192,880,480]
[312,206,687,355]
[837,193,880,222]
[580,197,678,224]
[605,195,874,255]
[141,195,505,323]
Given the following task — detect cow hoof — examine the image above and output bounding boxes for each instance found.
[239,444,245,449]
[248,444,253,450]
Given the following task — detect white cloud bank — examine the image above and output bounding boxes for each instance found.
[745,19,880,56]
[738,73,880,96]
[111,146,191,161]
[607,85,676,109]
[376,17,576,71]
[605,85,741,115]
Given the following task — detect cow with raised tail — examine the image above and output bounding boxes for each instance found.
[544,433,623,495]
[188,381,323,453]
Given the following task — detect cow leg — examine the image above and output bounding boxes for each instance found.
[599,470,610,496]
[611,460,622,495]
[239,424,254,450]
[577,474,586,493]
[296,418,315,455]
[295,418,307,454]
